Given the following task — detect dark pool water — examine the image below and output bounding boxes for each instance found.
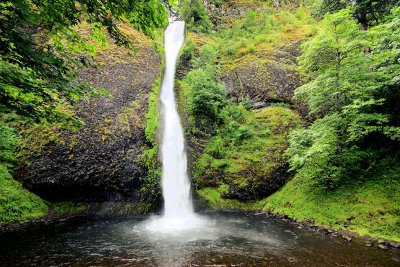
[0,212,399,266]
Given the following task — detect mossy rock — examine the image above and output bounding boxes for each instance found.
[194,107,301,200]
[17,24,162,204]
[203,0,265,28]
[221,51,302,104]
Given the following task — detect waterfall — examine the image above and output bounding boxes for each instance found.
[160,21,193,218]
[146,20,203,232]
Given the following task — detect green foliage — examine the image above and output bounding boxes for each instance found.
[0,122,17,168]
[309,0,399,28]
[180,0,212,33]
[181,44,227,124]
[176,38,196,78]
[288,8,400,189]
[235,125,256,142]
[0,165,48,223]
[0,0,168,128]
[214,7,314,59]
[264,152,400,242]
[139,69,162,206]
[192,44,218,68]
[193,107,301,199]
[197,187,267,210]
[52,202,89,216]
[0,126,47,223]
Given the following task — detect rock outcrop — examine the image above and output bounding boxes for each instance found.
[17,24,162,203]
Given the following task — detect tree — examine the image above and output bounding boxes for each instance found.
[180,0,212,33]
[0,0,168,128]
[287,8,400,189]
[310,0,399,29]
[181,44,226,124]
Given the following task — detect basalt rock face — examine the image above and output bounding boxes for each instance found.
[17,25,161,203]
[202,0,307,112]
[202,0,265,29]
[221,46,302,105]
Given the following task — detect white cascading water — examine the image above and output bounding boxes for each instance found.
[146,20,203,232]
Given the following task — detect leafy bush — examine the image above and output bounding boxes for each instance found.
[192,44,218,68]
[185,68,226,123]
[181,0,212,33]
[287,8,400,189]
[235,125,256,142]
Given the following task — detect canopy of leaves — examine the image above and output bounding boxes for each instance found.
[310,0,399,28]
[0,0,168,128]
[287,7,400,189]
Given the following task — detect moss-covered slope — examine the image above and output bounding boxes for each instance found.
[0,165,48,223]
[264,153,400,242]
[179,0,400,242]
[0,123,48,223]
[193,107,300,200]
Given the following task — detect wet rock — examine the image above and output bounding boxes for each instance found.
[378,244,389,250]
[377,239,386,245]
[389,242,400,249]
[322,229,334,235]
[366,242,373,247]
[343,235,352,242]
[252,101,267,109]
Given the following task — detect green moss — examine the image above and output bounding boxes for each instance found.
[17,122,66,167]
[193,107,301,199]
[0,164,48,223]
[264,156,400,242]
[52,201,89,216]
[197,187,267,210]
[52,201,154,216]
[144,75,161,148]
[137,60,164,205]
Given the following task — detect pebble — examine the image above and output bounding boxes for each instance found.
[366,242,373,247]
[389,242,400,249]
[343,235,352,242]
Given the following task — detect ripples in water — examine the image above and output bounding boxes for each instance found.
[0,212,399,266]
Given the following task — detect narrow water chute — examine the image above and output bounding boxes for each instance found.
[146,20,203,232]
[160,21,193,218]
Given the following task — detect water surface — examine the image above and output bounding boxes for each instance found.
[0,212,399,266]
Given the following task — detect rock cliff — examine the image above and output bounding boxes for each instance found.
[17,24,162,205]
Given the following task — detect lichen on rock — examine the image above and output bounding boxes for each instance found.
[17,24,163,208]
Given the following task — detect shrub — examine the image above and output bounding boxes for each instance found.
[181,0,212,33]
[184,68,226,124]
[235,125,255,142]
[193,44,218,68]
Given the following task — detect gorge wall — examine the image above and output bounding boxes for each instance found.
[16,0,310,212]
[17,24,162,209]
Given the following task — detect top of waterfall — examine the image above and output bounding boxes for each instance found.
[168,16,181,23]
[167,4,180,22]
